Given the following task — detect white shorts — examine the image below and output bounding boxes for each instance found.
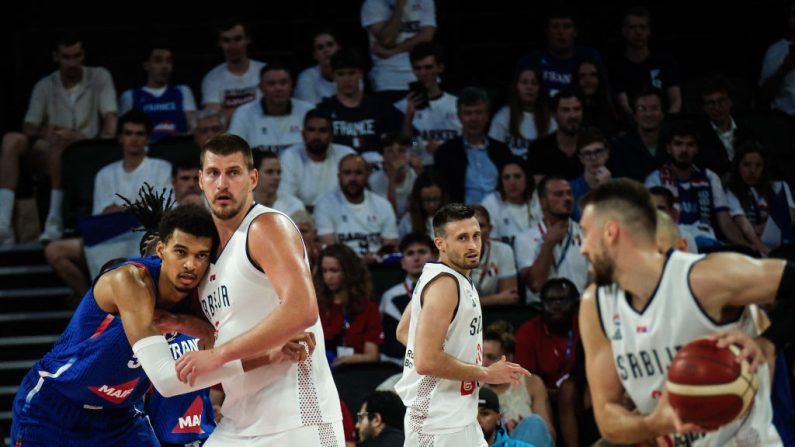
[204,421,345,447]
[405,421,487,447]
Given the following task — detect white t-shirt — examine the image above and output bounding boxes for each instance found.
[398,214,434,239]
[488,106,556,157]
[361,0,436,91]
[270,193,305,216]
[514,219,588,303]
[201,59,266,110]
[294,65,337,105]
[92,157,172,215]
[198,204,342,435]
[395,262,483,435]
[470,239,517,296]
[228,98,314,155]
[278,143,356,206]
[118,85,196,115]
[596,251,781,446]
[394,92,461,164]
[726,181,795,249]
[314,189,399,256]
[481,192,541,249]
[759,38,795,115]
[368,167,417,218]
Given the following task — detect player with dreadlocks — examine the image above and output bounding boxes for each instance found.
[11,186,314,447]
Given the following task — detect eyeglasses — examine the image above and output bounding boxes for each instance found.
[579,148,606,159]
[357,411,372,421]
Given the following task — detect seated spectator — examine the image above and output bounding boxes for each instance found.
[315,154,399,262]
[527,89,585,181]
[360,0,436,98]
[489,67,556,158]
[608,87,667,182]
[291,209,323,270]
[611,6,681,119]
[470,206,519,306]
[517,6,607,97]
[0,32,117,244]
[92,111,172,215]
[572,59,621,137]
[398,169,447,238]
[295,30,343,105]
[481,159,539,248]
[229,62,314,155]
[696,75,754,178]
[315,244,383,366]
[759,0,795,116]
[119,42,196,142]
[356,391,406,447]
[369,132,418,218]
[318,48,402,154]
[252,151,304,215]
[169,158,202,206]
[477,387,536,447]
[644,121,747,248]
[201,20,265,120]
[514,278,582,447]
[44,111,173,300]
[725,140,795,253]
[569,128,612,221]
[483,323,554,447]
[648,186,698,253]
[193,108,227,147]
[394,42,461,165]
[379,232,437,365]
[279,109,356,208]
[516,177,587,302]
[434,87,513,204]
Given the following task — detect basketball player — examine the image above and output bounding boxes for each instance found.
[174,133,345,445]
[578,179,786,445]
[10,204,305,446]
[394,203,530,447]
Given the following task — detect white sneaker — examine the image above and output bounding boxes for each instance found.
[0,226,14,246]
[39,216,63,242]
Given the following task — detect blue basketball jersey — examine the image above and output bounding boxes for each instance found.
[22,256,189,410]
[132,86,188,142]
[146,332,215,445]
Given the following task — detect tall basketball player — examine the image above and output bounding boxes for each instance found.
[578,179,789,446]
[395,203,530,447]
[175,134,344,446]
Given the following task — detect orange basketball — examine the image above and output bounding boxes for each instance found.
[665,338,758,430]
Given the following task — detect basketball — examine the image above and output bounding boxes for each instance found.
[665,338,758,430]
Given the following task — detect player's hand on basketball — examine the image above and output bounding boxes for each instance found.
[483,355,531,385]
[707,330,766,374]
[175,349,224,385]
[647,389,706,436]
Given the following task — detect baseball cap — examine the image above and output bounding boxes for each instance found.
[478,387,500,413]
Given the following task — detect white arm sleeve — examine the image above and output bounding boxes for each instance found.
[132,335,244,398]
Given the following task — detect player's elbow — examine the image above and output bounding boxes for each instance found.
[413,352,435,376]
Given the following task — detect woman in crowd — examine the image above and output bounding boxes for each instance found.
[572,59,620,137]
[398,169,448,238]
[314,244,382,366]
[489,67,556,158]
[481,159,539,248]
[725,140,795,254]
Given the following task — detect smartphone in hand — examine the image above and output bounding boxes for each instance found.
[408,81,430,110]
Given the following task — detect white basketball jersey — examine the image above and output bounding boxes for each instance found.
[395,262,484,435]
[198,204,342,436]
[596,250,781,446]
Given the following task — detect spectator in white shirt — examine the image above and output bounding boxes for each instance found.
[369,132,418,218]
[470,205,519,306]
[294,30,342,105]
[252,151,304,216]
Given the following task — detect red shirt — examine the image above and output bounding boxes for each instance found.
[340,399,356,443]
[514,316,580,390]
[321,300,384,353]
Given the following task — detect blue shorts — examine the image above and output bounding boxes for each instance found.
[11,369,158,447]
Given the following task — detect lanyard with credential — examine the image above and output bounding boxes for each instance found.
[538,221,573,270]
